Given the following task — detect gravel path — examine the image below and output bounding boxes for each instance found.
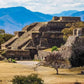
[16,61,39,66]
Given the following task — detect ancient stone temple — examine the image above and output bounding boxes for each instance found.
[1,16,81,60]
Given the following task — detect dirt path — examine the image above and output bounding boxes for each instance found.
[16,61,39,66]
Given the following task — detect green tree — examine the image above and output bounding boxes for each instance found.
[0,29,14,48]
[0,29,5,34]
[62,27,74,41]
[62,22,84,41]
[3,34,14,42]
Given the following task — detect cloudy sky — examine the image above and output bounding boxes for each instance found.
[0,0,84,14]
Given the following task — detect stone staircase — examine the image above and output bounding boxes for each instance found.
[3,22,47,50]
[21,40,33,50]
[10,31,32,49]
[1,36,18,49]
[32,22,47,31]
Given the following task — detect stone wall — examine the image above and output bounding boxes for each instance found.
[32,32,64,48]
[40,38,64,48]
[41,32,63,38]
[73,28,84,36]
[52,16,59,20]
[60,17,81,22]
[2,50,30,60]
[34,50,50,60]
[59,35,84,67]
[52,16,81,22]
[2,49,38,60]
[46,22,70,31]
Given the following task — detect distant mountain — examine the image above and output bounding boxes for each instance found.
[52,10,78,16]
[0,6,52,33]
[0,7,84,34]
[71,11,84,21]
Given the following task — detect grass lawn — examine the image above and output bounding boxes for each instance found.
[43,48,60,52]
[0,61,84,84]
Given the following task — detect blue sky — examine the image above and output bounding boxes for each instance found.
[0,0,84,14]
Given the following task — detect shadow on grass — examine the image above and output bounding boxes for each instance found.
[52,73,82,76]
[53,73,75,75]
[53,72,84,76]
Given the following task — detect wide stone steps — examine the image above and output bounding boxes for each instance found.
[10,22,47,49]
[32,22,46,31]
[1,36,18,48]
[10,31,32,49]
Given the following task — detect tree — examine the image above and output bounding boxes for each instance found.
[0,29,14,48]
[44,52,66,75]
[0,29,5,34]
[3,33,14,42]
[62,22,84,41]
[62,27,74,41]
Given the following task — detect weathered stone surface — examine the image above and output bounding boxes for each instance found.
[2,49,37,60]
[2,50,30,59]
[36,50,50,60]
[52,16,81,22]
[58,35,84,68]
[38,33,84,68]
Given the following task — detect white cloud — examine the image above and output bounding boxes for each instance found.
[0,0,84,14]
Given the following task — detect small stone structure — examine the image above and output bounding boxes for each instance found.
[1,16,82,60]
[52,16,80,22]
[35,50,50,60]
[73,28,84,36]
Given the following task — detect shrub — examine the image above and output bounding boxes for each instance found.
[8,58,16,63]
[12,59,16,63]
[12,74,44,84]
[74,81,81,84]
[51,46,58,52]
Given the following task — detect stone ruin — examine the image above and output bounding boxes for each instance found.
[38,27,84,68]
[52,16,80,22]
[1,16,82,60]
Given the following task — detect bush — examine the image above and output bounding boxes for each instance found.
[74,81,81,84]
[8,58,16,63]
[12,59,16,63]
[12,74,44,84]
[51,46,58,52]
